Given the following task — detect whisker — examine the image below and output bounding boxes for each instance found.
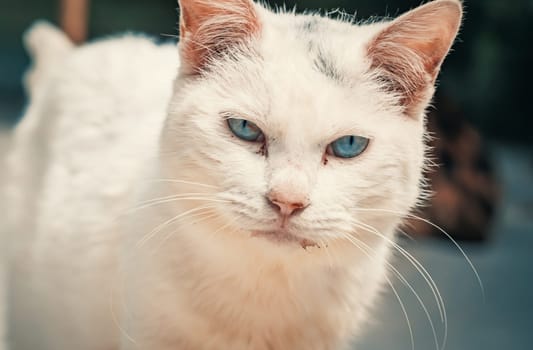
[136,205,218,248]
[154,211,221,252]
[397,227,416,241]
[134,193,222,206]
[349,234,441,350]
[390,275,415,350]
[210,215,241,237]
[121,196,229,216]
[351,218,448,344]
[142,178,217,189]
[340,232,415,350]
[109,283,138,346]
[354,207,485,301]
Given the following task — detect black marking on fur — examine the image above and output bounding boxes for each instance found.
[299,17,343,83]
[313,48,342,81]
[301,18,320,33]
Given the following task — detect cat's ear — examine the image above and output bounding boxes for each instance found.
[367,0,462,118]
[178,0,261,75]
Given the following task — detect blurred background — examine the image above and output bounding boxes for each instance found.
[0,0,531,349]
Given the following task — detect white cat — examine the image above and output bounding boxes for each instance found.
[2,0,462,349]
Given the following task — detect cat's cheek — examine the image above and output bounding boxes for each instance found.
[236,137,268,158]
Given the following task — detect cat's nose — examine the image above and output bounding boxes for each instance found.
[266,190,310,218]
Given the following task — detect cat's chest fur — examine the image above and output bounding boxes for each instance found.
[120,205,388,350]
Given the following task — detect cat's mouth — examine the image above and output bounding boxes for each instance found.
[251,230,318,249]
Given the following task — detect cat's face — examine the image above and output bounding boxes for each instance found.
[161,0,461,249]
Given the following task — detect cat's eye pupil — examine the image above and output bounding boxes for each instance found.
[227,117,264,142]
[329,135,369,159]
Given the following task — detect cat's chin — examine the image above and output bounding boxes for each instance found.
[251,230,318,249]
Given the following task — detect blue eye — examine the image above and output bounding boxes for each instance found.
[329,135,369,159]
[227,118,264,142]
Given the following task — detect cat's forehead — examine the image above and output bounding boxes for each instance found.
[250,13,387,140]
[200,11,397,144]
[260,11,382,67]
[255,12,383,97]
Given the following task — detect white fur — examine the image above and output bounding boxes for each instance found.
[3,2,459,349]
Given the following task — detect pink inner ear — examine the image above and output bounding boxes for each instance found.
[367,0,462,117]
[179,0,261,74]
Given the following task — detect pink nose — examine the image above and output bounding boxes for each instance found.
[266,190,310,217]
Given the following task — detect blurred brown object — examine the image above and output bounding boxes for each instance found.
[60,0,89,44]
[407,93,500,241]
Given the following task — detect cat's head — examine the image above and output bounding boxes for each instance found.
[160,0,462,250]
